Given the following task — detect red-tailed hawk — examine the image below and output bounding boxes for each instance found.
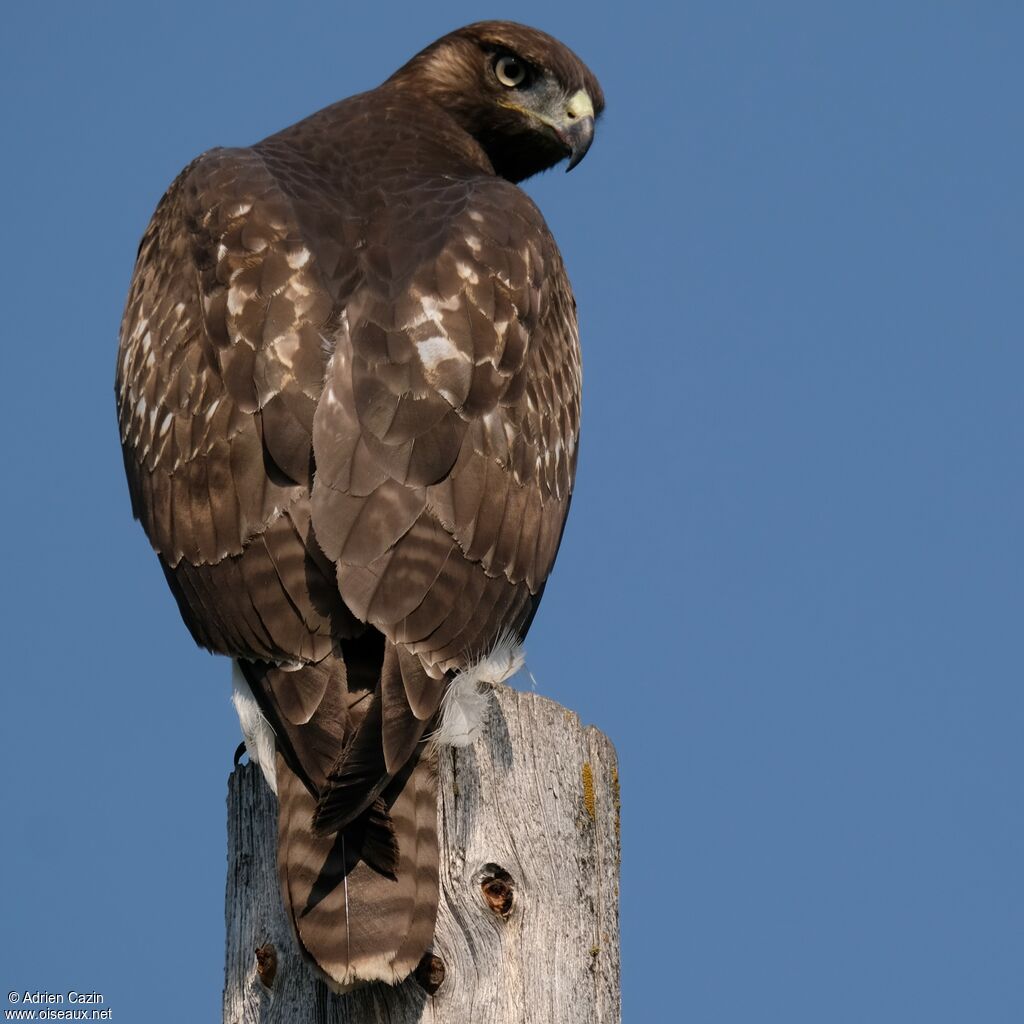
[116,21,603,988]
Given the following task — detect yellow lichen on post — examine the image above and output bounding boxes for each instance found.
[611,763,621,860]
[225,687,621,1024]
[582,762,596,821]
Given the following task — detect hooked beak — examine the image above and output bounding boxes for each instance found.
[546,89,596,172]
[562,114,596,172]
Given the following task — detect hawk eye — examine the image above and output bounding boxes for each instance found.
[494,55,528,88]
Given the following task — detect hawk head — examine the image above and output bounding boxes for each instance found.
[390,21,604,183]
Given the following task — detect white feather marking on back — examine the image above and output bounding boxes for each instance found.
[231,662,278,794]
[285,245,311,269]
[431,631,526,748]
[416,335,466,371]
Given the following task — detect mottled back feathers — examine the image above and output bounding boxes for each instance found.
[116,20,601,988]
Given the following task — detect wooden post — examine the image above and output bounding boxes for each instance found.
[223,686,621,1023]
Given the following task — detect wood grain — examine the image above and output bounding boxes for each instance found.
[223,686,620,1024]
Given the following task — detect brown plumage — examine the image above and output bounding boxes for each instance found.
[116,21,603,988]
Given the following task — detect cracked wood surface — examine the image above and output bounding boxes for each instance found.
[223,686,620,1023]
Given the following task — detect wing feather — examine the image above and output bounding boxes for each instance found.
[310,177,580,673]
[118,80,587,992]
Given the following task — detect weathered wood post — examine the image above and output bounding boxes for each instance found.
[223,686,620,1023]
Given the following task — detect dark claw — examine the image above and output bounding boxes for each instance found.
[233,741,248,768]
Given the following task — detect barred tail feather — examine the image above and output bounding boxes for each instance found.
[235,644,443,987]
[276,746,440,988]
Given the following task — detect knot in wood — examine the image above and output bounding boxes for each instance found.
[414,952,446,995]
[254,943,277,990]
[479,863,515,918]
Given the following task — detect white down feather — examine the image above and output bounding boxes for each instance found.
[231,661,278,794]
[432,631,526,747]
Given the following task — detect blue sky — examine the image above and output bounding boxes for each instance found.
[2,2,1021,1020]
